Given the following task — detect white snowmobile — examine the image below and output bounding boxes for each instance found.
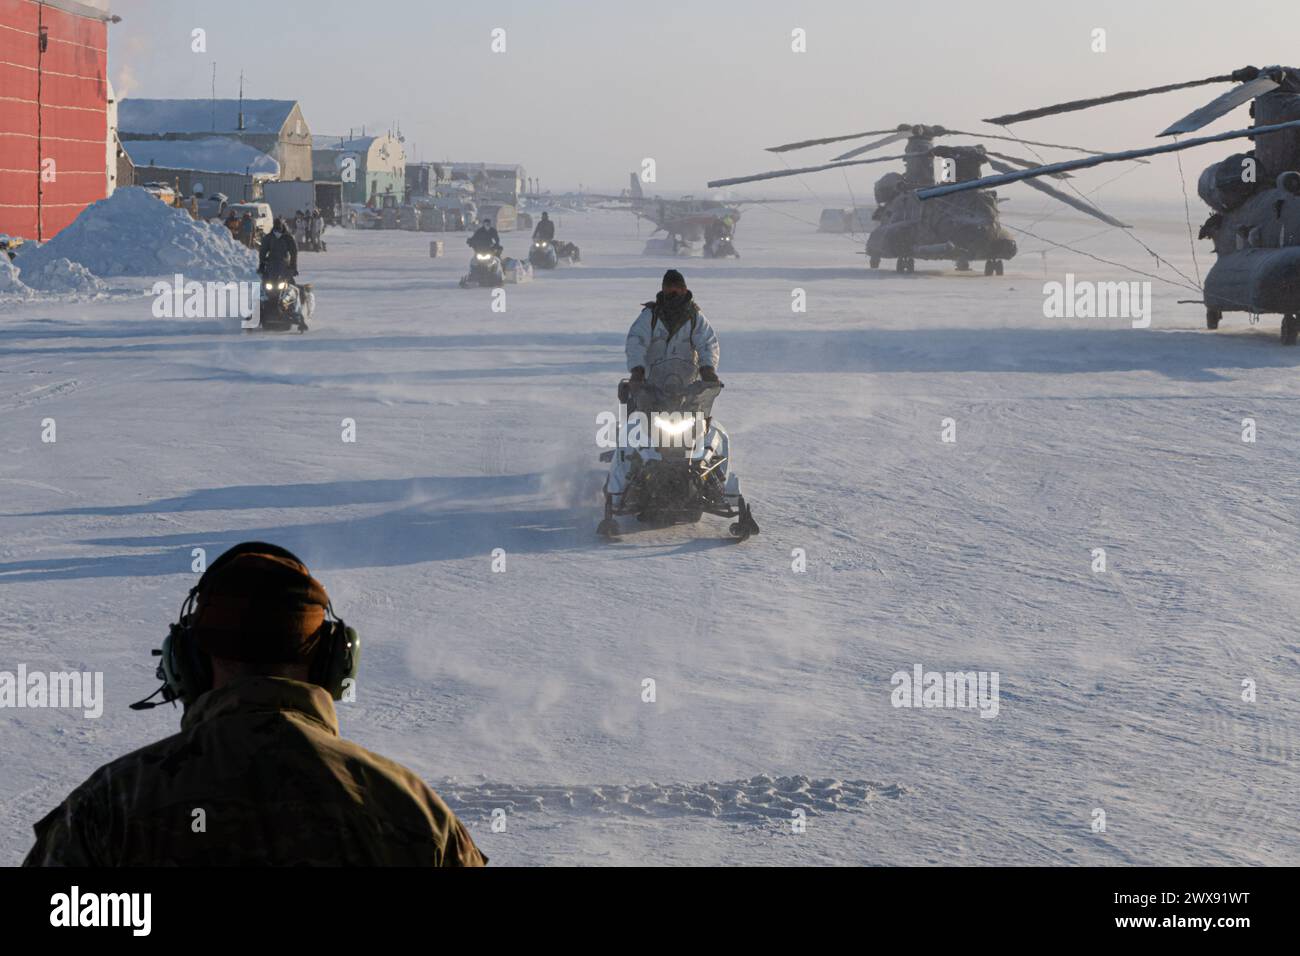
[460,247,505,288]
[245,265,314,332]
[598,374,758,541]
[529,238,581,269]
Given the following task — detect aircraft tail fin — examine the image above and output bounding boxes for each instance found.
[629,172,643,200]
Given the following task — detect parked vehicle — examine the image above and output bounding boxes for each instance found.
[262,181,317,220]
[227,202,274,240]
[140,181,178,205]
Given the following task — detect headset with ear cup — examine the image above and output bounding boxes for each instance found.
[131,542,360,710]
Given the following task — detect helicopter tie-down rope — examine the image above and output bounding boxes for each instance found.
[989,123,1205,294]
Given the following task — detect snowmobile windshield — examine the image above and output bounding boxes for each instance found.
[630,380,722,418]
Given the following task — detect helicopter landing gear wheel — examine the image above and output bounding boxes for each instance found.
[1282,313,1299,346]
[869,256,880,269]
[984,259,1004,276]
[896,257,915,274]
[955,259,971,271]
[1206,308,1222,330]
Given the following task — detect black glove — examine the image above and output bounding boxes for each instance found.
[699,366,719,383]
[629,366,646,383]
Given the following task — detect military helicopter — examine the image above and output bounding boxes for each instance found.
[706,123,1127,274]
[919,67,1300,342]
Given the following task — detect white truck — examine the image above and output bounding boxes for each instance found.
[261,180,317,218]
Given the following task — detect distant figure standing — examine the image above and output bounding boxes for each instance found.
[239,212,256,248]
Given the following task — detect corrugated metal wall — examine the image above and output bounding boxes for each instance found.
[0,0,108,240]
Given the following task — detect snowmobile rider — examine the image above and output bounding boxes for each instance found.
[23,542,486,867]
[258,217,299,279]
[468,218,502,256]
[533,211,555,242]
[626,269,721,391]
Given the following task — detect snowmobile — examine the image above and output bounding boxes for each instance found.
[703,233,739,258]
[529,238,582,269]
[598,375,759,541]
[246,265,314,332]
[460,248,505,288]
[529,239,559,270]
[460,236,505,288]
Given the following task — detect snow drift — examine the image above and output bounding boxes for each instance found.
[14,186,258,281]
[0,255,30,296]
[20,257,107,295]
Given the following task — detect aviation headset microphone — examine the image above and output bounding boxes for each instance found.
[131,542,359,710]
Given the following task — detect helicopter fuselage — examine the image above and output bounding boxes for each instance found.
[1198,87,1300,322]
[866,179,1017,268]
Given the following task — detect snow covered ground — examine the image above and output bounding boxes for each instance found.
[1,197,1297,865]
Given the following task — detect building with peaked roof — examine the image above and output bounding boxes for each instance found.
[313,133,405,206]
[118,97,312,182]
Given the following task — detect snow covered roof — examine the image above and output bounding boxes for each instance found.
[314,135,375,151]
[119,99,298,136]
[122,138,280,176]
[315,134,405,153]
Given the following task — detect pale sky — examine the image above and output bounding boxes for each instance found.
[106,0,1295,201]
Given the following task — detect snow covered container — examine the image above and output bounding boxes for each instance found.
[0,0,115,241]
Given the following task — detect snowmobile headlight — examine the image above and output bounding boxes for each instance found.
[264,282,273,290]
[476,253,491,260]
[277,281,287,290]
[653,415,696,436]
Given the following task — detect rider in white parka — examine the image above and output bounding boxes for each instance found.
[606,270,737,506]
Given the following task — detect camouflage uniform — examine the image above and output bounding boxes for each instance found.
[23,676,486,866]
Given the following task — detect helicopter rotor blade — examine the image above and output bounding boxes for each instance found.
[765,128,905,153]
[918,117,1300,200]
[984,73,1245,126]
[1159,75,1281,135]
[831,132,912,161]
[707,155,908,189]
[983,150,1073,178]
[985,159,1127,227]
[945,129,1147,160]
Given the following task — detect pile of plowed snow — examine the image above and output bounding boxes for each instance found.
[21,257,106,295]
[15,186,257,281]
[0,255,30,296]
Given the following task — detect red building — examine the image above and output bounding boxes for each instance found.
[0,0,113,241]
